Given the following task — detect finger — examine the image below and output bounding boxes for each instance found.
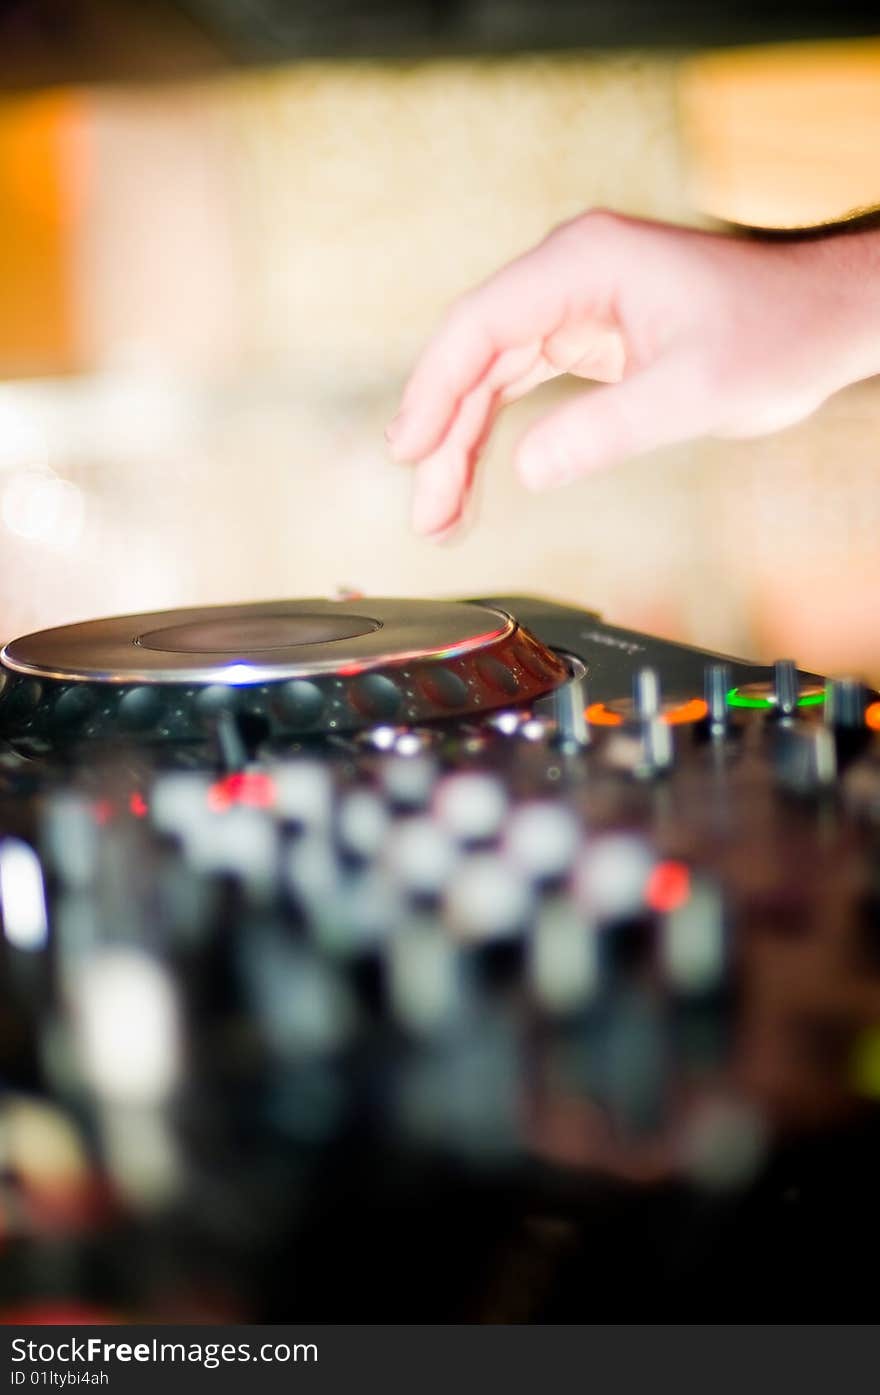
[499,356,558,403]
[388,239,574,463]
[515,352,714,490]
[402,314,625,503]
[410,341,545,535]
[411,377,497,536]
[409,324,627,534]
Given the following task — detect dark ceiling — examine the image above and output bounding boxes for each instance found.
[0,0,877,90]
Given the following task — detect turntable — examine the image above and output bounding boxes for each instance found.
[0,593,775,749]
[1,593,879,1322]
[0,597,573,746]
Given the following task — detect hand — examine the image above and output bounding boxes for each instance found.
[386,210,880,537]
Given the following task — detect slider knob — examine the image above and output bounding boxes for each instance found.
[772,659,799,718]
[633,667,661,721]
[704,663,730,731]
[533,658,589,748]
[633,668,671,774]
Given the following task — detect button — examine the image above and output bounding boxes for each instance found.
[476,656,519,698]
[270,679,324,728]
[384,817,457,902]
[445,852,531,941]
[574,835,653,920]
[52,685,98,731]
[188,804,277,894]
[151,773,212,839]
[4,678,42,719]
[504,802,580,884]
[42,793,100,887]
[286,834,340,911]
[195,684,239,721]
[349,673,402,722]
[660,876,725,996]
[336,789,388,863]
[516,636,565,683]
[531,896,599,1013]
[379,753,437,810]
[419,666,468,709]
[389,920,460,1037]
[117,685,163,732]
[273,760,333,830]
[434,772,508,844]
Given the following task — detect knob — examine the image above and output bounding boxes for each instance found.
[533,659,589,748]
[504,802,581,887]
[774,724,837,794]
[633,667,661,721]
[704,663,730,730]
[640,715,673,774]
[772,659,799,718]
[825,678,867,730]
[434,772,508,845]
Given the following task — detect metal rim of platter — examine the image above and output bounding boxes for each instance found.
[0,598,518,685]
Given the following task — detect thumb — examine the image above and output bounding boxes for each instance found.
[515,353,715,490]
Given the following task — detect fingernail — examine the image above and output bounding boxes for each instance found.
[385,410,407,444]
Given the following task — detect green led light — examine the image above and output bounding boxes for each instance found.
[726,687,772,710]
[727,687,826,710]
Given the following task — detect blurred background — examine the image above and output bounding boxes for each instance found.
[0,0,879,679]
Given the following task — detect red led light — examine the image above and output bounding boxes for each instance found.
[646,860,691,913]
[585,702,623,727]
[207,771,276,813]
[128,791,148,818]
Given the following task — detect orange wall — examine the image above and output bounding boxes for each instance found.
[0,91,90,376]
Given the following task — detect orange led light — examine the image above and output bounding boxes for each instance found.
[585,702,623,727]
[664,699,708,726]
[866,702,880,732]
[646,860,691,914]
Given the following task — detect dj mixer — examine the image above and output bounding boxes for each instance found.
[0,594,878,1321]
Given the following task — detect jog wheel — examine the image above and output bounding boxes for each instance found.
[0,598,572,746]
